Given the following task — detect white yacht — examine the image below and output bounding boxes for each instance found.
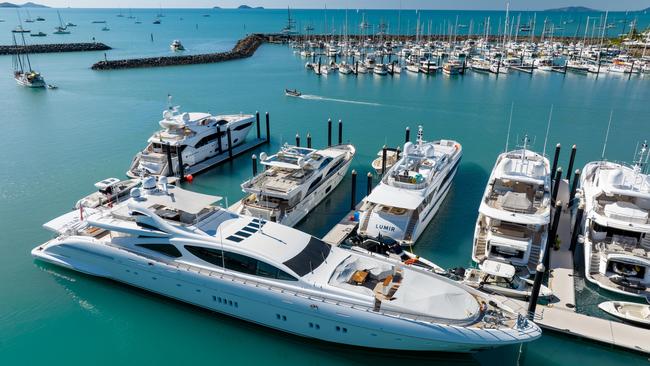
[472,141,551,273]
[578,143,650,298]
[33,177,541,351]
[357,127,462,247]
[232,144,355,227]
[127,97,255,178]
[170,39,185,51]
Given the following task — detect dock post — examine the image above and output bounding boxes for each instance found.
[338,119,343,144]
[227,128,233,160]
[350,170,357,211]
[544,201,562,268]
[569,203,585,253]
[569,170,580,207]
[552,168,562,204]
[551,143,561,182]
[405,127,410,143]
[307,133,312,148]
[265,112,270,144]
[327,118,332,147]
[252,154,258,176]
[566,145,577,180]
[381,145,388,177]
[164,143,174,176]
[255,111,260,139]
[216,125,223,154]
[295,133,300,147]
[396,146,401,160]
[564,60,568,75]
[629,60,634,80]
[177,146,185,181]
[527,263,546,320]
[461,59,466,74]
[367,172,373,196]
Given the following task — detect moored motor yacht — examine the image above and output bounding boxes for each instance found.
[127,96,255,178]
[32,177,541,351]
[232,143,355,227]
[577,143,650,298]
[472,138,551,274]
[357,127,462,247]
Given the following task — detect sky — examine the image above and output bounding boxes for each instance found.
[19,1,650,11]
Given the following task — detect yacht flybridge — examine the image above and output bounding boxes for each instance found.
[357,127,462,247]
[127,97,254,178]
[472,139,551,274]
[33,177,540,351]
[578,142,650,298]
[233,144,355,227]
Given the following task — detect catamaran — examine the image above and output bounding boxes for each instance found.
[127,96,255,178]
[578,142,650,298]
[472,137,551,274]
[357,127,462,247]
[32,176,541,352]
[232,143,355,227]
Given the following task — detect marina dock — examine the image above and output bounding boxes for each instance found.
[185,137,267,176]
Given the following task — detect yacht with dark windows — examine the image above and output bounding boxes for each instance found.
[232,143,355,227]
[127,96,255,178]
[578,142,650,298]
[33,176,540,351]
[356,127,462,247]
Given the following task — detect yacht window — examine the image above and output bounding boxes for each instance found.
[215,119,229,126]
[137,244,182,258]
[195,132,220,149]
[306,176,322,193]
[185,246,297,281]
[233,121,253,131]
[283,237,331,276]
[325,159,345,177]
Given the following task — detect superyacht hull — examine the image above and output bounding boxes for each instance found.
[32,239,540,352]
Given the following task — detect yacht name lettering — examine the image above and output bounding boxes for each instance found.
[376,224,396,232]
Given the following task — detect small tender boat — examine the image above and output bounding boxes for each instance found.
[371,148,399,174]
[598,301,650,326]
[101,25,110,31]
[36,16,45,21]
[12,26,31,33]
[75,178,141,209]
[30,31,47,37]
[170,40,185,51]
[153,18,161,24]
[284,88,301,97]
[458,260,553,300]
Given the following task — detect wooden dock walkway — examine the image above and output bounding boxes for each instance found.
[322,209,358,246]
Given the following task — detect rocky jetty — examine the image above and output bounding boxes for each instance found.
[92,34,266,70]
[0,42,111,55]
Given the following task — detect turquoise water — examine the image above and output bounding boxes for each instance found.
[1,8,650,365]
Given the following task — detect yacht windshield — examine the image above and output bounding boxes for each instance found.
[283,237,331,276]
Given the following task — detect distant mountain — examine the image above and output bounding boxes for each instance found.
[237,5,264,9]
[545,6,598,12]
[0,2,49,7]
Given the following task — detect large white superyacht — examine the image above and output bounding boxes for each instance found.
[232,143,355,227]
[578,143,650,298]
[357,127,462,247]
[33,176,540,351]
[127,97,255,178]
[472,139,551,273]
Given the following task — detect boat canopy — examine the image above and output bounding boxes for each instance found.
[488,233,531,251]
[365,185,423,210]
[479,259,516,279]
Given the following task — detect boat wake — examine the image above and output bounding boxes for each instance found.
[299,94,381,106]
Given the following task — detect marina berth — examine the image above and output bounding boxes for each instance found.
[233,143,355,227]
[357,127,462,247]
[127,98,255,178]
[32,177,541,352]
[472,141,551,274]
[578,144,650,298]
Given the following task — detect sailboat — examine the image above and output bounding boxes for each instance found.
[53,11,70,34]
[24,10,35,23]
[12,33,46,88]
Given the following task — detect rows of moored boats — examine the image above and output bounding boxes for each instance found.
[295,33,650,76]
[31,96,650,350]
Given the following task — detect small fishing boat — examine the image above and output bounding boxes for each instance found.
[458,260,553,300]
[101,25,110,31]
[284,88,301,97]
[153,18,161,24]
[30,31,47,37]
[170,40,185,51]
[92,20,107,24]
[36,16,45,21]
[599,301,650,327]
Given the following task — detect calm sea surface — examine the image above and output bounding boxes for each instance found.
[0,8,649,365]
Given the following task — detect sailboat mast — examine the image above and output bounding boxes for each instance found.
[20,32,32,72]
